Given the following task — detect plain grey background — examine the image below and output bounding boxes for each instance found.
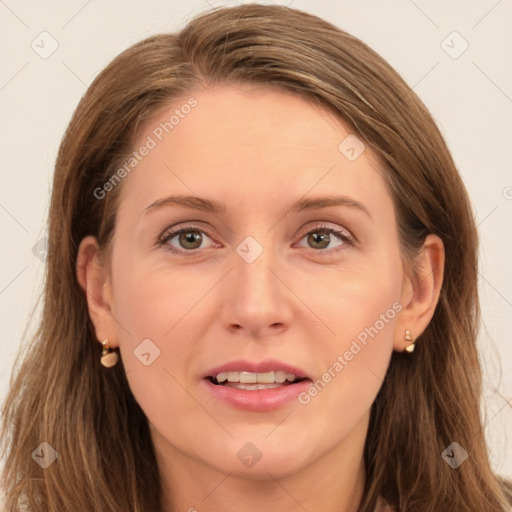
[1,0,511,480]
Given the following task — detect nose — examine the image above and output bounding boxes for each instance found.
[221,238,293,339]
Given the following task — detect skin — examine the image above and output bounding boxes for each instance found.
[77,83,444,512]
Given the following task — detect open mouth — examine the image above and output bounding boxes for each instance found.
[206,371,309,390]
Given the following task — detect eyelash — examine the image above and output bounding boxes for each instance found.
[156,223,354,256]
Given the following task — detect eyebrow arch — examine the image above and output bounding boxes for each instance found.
[144,195,227,215]
[143,194,372,218]
[285,195,372,219]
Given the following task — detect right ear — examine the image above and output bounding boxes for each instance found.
[76,235,118,348]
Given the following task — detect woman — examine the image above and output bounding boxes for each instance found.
[1,4,511,511]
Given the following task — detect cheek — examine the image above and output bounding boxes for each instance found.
[110,262,202,429]
[110,245,199,342]
[299,256,401,397]
[114,274,176,337]
[108,249,199,390]
[292,271,399,453]
[305,257,401,352]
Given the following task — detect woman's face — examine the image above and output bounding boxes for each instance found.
[102,84,410,479]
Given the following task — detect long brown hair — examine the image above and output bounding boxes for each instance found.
[2,4,511,511]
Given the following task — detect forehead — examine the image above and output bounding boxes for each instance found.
[116,83,391,219]
[158,83,349,152]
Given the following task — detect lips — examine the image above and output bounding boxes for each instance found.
[201,359,313,410]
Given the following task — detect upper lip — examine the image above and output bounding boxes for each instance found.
[204,359,311,380]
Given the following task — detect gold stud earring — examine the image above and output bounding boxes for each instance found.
[100,339,119,367]
[403,329,415,353]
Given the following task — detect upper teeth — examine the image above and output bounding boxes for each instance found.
[216,371,297,384]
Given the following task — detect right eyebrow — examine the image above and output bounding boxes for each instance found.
[143,194,227,215]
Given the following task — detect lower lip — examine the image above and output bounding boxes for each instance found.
[202,378,311,411]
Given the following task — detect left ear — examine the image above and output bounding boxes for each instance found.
[394,234,445,351]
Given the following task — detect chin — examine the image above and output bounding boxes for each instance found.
[208,438,313,479]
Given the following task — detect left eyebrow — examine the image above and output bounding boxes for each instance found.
[143,193,372,219]
[284,195,372,219]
